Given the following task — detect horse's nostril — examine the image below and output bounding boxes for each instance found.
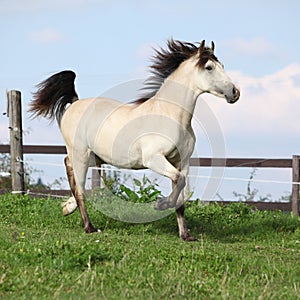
[232,87,240,100]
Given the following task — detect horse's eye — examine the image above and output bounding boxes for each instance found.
[205,65,213,71]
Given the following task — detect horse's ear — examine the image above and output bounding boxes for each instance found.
[198,40,205,53]
[211,41,215,52]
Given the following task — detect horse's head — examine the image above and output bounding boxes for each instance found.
[191,40,240,103]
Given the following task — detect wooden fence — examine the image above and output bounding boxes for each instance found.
[0,144,299,215]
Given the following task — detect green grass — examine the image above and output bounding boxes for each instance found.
[0,193,300,299]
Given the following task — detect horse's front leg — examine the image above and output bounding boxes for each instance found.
[174,164,197,241]
[154,173,186,210]
[176,204,197,241]
[144,154,185,210]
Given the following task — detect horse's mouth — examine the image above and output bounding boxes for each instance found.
[226,97,239,104]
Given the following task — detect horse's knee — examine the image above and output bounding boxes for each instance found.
[173,173,186,198]
[176,203,185,215]
[154,196,171,210]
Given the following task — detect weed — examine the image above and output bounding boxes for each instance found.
[102,173,162,203]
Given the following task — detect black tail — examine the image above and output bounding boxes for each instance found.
[29,70,78,125]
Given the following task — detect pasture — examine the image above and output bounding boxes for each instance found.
[0,193,300,299]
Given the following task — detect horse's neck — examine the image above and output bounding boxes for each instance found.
[153,77,199,126]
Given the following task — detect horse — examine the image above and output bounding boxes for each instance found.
[29,39,240,241]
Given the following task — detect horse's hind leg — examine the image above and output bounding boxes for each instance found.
[64,155,98,233]
[62,156,78,216]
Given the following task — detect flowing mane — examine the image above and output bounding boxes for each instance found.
[134,39,219,103]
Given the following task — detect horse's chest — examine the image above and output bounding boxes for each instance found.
[166,131,195,162]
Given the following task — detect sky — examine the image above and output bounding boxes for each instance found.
[1,0,300,200]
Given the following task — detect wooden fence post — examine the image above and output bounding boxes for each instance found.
[91,169,101,189]
[291,155,300,216]
[91,166,105,189]
[7,90,25,194]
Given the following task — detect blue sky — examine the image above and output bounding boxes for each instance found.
[1,0,300,200]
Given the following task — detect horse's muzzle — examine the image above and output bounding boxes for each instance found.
[226,86,240,104]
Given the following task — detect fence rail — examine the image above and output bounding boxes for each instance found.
[0,144,67,155]
[189,157,292,168]
[0,144,295,168]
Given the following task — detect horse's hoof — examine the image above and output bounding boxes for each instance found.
[85,226,101,234]
[181,233,198,242]
[62,196,78,216]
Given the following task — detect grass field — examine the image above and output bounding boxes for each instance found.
[0,193,300,299]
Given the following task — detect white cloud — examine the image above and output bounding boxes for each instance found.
[29,28,65,44]
[201,63,300,136]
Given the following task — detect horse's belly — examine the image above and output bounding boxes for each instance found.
[92,132,145,169]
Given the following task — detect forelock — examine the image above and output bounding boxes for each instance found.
[196,47,219,68]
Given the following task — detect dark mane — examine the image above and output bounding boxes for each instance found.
[133,39,218,104]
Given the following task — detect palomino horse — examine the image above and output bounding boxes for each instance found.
[29,40,240,241]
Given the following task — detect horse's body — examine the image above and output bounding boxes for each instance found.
[30,40,240,241]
